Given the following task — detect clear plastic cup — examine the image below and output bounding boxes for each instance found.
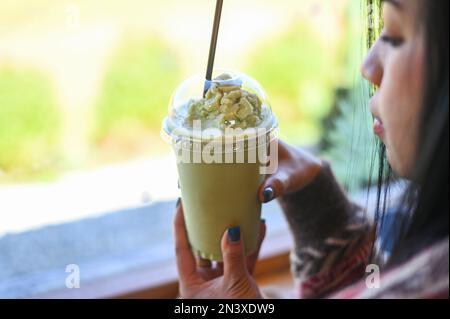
[162,70,278,261]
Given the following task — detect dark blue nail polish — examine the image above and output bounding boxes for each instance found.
[263,187,274,202]
[175,198,181,208]
[227,226,241,243]
[261,218,266,224]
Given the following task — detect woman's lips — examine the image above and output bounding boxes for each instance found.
[369,96,384,136]
[373,117,384,136]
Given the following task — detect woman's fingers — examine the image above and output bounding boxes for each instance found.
[196,257,212,268]
[259,142,323,203]
[258,141,291,203]
[246,220,266,275]
[259,171,290,203]
[216,261,224,273]
[221,226,248,283]
[217,220,266,276]
[173,201,199,284]
[197,259,224,281]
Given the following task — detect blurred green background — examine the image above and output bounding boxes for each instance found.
[92,36,182,162]
[0,0,374,189]
[0,67,60,180]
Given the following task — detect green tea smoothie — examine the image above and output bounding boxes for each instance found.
[162,72,277,261]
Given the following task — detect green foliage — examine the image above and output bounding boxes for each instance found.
[0,66,60,176]
[246,23,341,145]
[320,82,379,192]
[93,36,181,144]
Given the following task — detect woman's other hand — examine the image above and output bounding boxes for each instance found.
[259,140,322,203]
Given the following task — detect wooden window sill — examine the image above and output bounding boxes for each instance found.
[35,220,293,299]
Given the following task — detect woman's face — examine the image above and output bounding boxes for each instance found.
[361,0,425,178]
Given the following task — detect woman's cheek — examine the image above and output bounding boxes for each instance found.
[378,53,413,175]
[379,42,424,177]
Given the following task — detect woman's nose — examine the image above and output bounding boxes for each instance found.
[361,42,383,87]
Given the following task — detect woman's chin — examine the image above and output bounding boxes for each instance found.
[387,150,412,179]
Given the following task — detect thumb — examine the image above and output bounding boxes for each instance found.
[221,226,248,283]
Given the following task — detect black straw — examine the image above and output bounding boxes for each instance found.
[204,0,224,96]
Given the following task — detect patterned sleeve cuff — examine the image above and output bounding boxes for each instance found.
[293,229,375,298]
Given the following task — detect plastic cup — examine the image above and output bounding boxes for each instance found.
[162,70,278,261]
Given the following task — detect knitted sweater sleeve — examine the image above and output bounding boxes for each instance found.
[278,161,374,298]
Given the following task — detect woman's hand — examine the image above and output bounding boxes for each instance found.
[173,202,266,299]
[259,140,323,203]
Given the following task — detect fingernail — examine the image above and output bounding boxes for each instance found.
[227,226,241,243]
[175,198,181,208]
[261,218,266,224]
[263,187,274,203]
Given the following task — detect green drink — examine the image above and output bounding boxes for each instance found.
[162,71,277,261]
[177,160,263,260]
